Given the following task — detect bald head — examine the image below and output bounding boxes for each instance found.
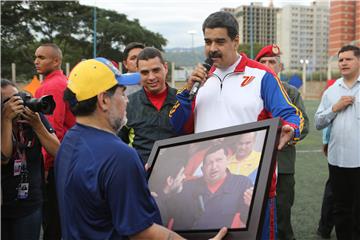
[235,132,257,161]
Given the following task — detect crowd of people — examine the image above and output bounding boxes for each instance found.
[1,10,359,240]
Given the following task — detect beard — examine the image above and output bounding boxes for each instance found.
[110,115,127,133]
[108,105,128,133]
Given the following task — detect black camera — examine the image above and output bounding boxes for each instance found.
[17,92,56,115]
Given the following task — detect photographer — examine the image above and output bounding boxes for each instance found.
[1,79,59,240]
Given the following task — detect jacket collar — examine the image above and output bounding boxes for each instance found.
[209,53,249,76]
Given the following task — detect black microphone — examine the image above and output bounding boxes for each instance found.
[188,58,213,100]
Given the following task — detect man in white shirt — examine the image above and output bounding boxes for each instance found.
[315,45,360,240]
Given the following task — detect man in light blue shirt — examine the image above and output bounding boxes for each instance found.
[315,45,360,240]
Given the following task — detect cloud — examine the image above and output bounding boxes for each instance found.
[80,0,314,48]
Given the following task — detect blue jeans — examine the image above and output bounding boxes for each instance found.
[1,206,42,240]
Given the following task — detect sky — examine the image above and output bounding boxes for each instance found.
[79,0,317,49]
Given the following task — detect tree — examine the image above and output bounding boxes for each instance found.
[238,43,266,59]
[1,1,167,81]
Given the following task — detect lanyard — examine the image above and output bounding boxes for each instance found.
[14,123,31,200]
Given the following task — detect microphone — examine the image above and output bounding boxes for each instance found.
[188,58,213,100]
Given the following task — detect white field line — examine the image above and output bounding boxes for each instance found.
[296,149,322,153]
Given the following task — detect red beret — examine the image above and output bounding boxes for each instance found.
[110,60,119,69]
[254,44,281,62]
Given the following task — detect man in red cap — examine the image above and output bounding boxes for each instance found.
[255,44,309,240]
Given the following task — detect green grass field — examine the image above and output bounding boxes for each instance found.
[292,100,336,240]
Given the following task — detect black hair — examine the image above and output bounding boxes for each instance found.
[123,42,145,60]
[203,144,228,165]
[338,45,360,58]
[202,11,239,40]
[39,43,63,60]
[1,79,18,105]
[136,47,165,65]
[1,79,16,88]
[63,85,118,116]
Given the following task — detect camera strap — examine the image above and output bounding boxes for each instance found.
[14,124,30,200]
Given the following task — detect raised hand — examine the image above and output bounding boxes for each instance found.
[186,63,209,91]
[163,167,186,194]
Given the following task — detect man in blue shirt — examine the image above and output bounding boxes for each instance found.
[56,58,227,240]
[315,45,360,240]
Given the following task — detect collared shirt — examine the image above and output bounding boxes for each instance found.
[35,70,76,170]
[315,76,360,168]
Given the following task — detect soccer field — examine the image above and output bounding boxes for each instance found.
[292,100,336,240]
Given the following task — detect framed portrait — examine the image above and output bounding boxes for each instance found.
[147,118,281,240]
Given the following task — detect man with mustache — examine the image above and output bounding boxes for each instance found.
[55,58,227,240]
[169,11,303,240]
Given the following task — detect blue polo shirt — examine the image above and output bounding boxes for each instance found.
[55,123,161,239]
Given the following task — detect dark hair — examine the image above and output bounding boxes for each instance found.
[338,45,360,58]
[137,47,165,65]
[202,11,239,40]
[123,42,145,60]
[1,79,16,88]
[63,85,118,116]
[203,144,228,165]
[40,43,63,60]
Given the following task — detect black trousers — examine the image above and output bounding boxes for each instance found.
[42,168,62,240]
[328,164,360,240]
[276,173,295,240]
[318,178,334,235]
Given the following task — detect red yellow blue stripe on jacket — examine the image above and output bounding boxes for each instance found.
[169,53,303,141]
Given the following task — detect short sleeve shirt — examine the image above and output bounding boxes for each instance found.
[55,123,161,239]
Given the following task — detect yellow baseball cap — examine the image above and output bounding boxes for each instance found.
[68,57,141,101]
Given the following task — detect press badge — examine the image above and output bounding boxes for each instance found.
[17,183,29,199]
[13,159,22,176]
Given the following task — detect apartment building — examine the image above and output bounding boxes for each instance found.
[277,1,329,72]
[223,3,279,45]
[328,0,360,57]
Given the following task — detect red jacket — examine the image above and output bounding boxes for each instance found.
[35,70,76,170]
